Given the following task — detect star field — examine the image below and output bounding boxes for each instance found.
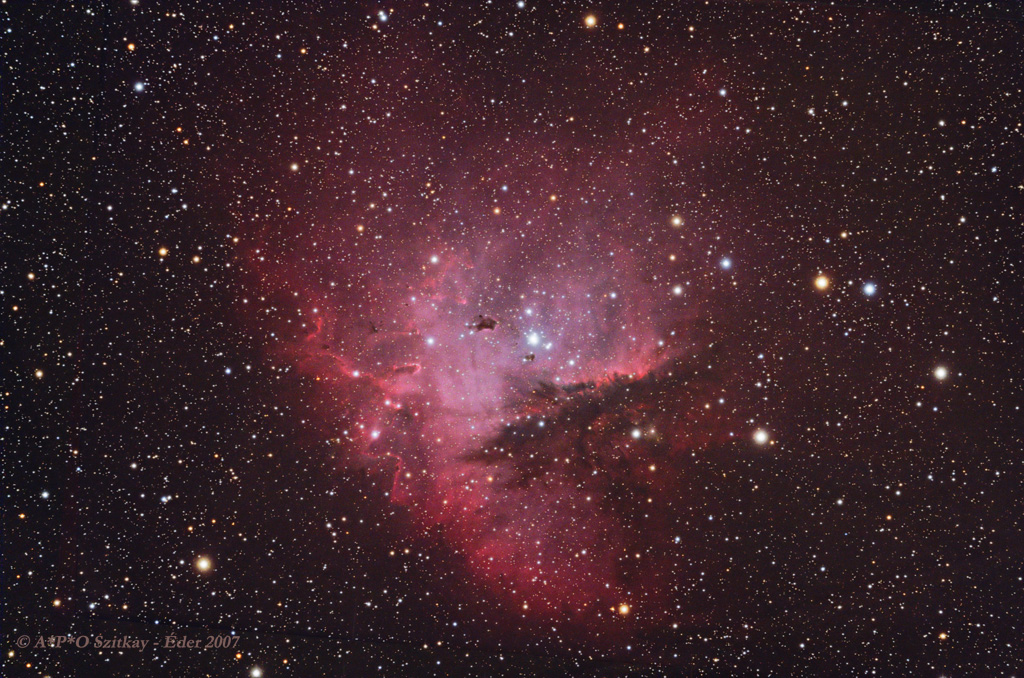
[5,1,1024,676]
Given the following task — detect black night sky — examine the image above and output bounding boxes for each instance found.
[5,1,1024,676]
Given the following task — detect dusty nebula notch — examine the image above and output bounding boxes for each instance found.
[248,137,751,635]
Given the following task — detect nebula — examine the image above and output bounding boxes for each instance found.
[242,135,754,638]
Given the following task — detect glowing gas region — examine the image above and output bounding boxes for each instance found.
[245,140,750,636]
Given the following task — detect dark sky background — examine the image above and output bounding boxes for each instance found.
[5,1,1024,676]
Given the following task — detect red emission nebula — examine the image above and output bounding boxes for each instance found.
[240,135,761,641]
